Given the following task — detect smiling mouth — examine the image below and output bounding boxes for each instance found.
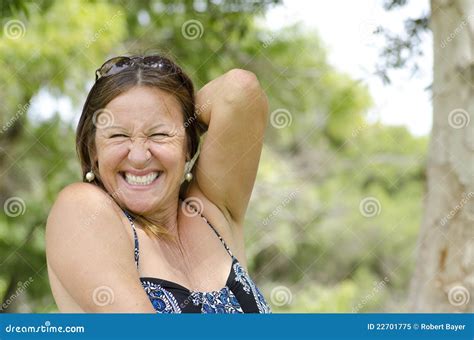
[119,171,162,186]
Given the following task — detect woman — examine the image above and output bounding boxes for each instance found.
[45,55,271,313]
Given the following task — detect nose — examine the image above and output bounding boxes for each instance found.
[127,138,151,167]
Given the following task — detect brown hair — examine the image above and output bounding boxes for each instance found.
[76,54,206,240]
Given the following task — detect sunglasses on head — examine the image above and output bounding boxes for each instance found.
[95,55,181,81]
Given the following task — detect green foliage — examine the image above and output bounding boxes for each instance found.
[0,0,126,104]
[0,0,426,313]
[248,124,426,312]
[321,72,371,146]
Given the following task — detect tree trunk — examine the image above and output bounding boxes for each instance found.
[409,0,474,312]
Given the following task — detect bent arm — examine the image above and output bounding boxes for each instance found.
[194,69,268,225]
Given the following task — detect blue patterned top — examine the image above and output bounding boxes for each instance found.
[124,202,272,314]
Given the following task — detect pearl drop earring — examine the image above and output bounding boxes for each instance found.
[185,172,193,182]
[181,134,204,184]
[85,171,95,182]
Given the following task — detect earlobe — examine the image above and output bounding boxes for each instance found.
[90,154,98,168]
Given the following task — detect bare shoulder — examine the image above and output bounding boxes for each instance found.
[47,183,123,243]
[54,182,116,208]
[46,182,155,313]
[49,182,126,226]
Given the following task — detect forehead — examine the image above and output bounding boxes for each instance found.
[104,86,183,126]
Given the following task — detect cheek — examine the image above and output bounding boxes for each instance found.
[150,143,185,168]
[97,144,128,171]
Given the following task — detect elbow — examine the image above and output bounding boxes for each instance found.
[226,68,260,88]
[224,69,264,101]
[223,69,268,123]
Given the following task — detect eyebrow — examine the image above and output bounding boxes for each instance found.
[104,123,170,131]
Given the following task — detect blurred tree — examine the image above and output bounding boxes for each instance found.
[409,0,473,312]
[378,0,473,312]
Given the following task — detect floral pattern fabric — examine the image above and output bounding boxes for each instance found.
[125,208,272,314]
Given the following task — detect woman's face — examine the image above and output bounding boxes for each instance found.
[94,86,188,214]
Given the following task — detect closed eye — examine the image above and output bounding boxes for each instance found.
[110,134,128,138]
[150,133,170,137]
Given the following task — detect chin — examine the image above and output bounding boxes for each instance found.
[126,206,151,215]
[122,198,158,215]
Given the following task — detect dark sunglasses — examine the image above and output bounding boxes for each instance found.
[95,55,181,81]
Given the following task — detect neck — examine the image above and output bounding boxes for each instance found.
[147,198,181,238]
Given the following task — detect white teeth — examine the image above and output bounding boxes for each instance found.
[124,172,159,186]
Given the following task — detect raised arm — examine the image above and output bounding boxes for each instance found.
[194,69,268,226]
[46,183,156,313]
